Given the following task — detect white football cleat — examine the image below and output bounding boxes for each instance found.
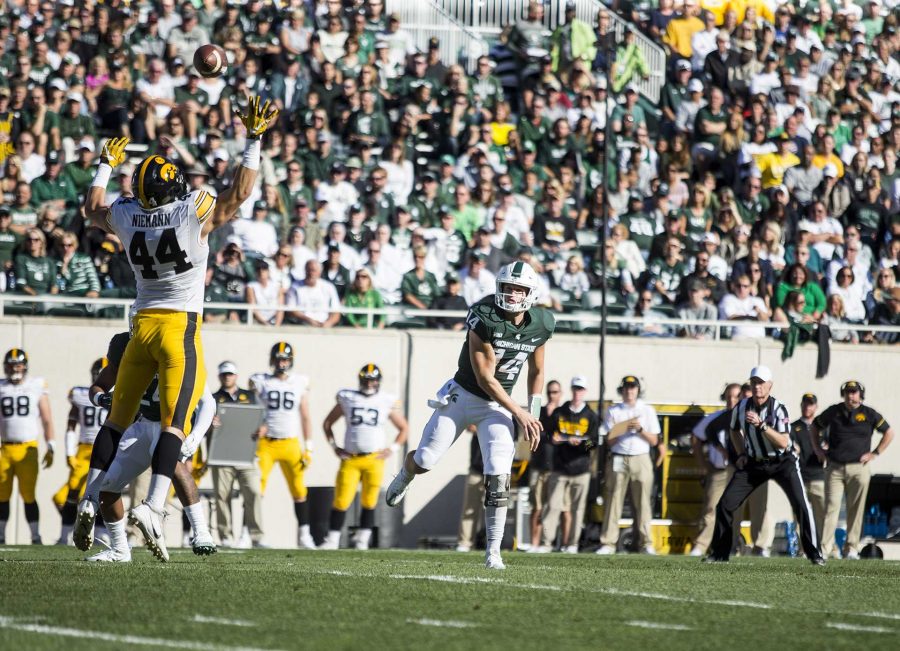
[595,545,616,555]
[128,501,169,562]
[845,550,860,560]
[455,544,471,553]
[385,473,412,507]
[563,545,579,554]
[297,530,317,550]
[73,498,96,551]
[689,547,705,557]
[485,552,506,570]
[251,540,271,549]
[318,535,340,550]
[191,530,217,556]
[643,545,657,555]
[86,547,132,563]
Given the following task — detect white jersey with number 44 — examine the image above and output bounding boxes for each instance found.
[106,187,216,314]
[69,386,108,445]
[250,372,309,439]
[0,377,47,443]
[337,390,398,454]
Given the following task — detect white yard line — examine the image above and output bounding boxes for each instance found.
[0,616,280,651]
[191,615,255,627]
[595,588,771,609]
[406,618,477,629]
[826,622,895,634]
[389,574,561,591]
[626,620,692,631]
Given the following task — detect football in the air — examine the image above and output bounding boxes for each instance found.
[193,44,227,78]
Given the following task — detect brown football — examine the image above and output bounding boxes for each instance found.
[193,44,227,78]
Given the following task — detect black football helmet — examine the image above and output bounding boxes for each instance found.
[4,348,28,381]
[358,363,382,395]
[132,155,188,210]
[270,342,294,372]
[91,357,108,383]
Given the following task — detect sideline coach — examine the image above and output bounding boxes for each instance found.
[811,380,894,560]
[706,366,825,565]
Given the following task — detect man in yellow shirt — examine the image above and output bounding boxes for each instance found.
[664,1,705,59]
[811,133,845,178]
[753,134,800,189]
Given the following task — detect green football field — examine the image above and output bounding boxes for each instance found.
[0,547,898,651]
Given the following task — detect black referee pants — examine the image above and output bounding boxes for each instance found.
[709,455,823,561]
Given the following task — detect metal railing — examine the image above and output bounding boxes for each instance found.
[3,294,899,342]
[385,0,490,74]
[429,0,666,102]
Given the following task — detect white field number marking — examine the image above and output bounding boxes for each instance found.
[407,618,477,629]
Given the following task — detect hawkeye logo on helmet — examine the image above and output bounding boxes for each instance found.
[160,163,178,181]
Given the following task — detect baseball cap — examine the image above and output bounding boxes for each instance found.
[823,163,838,178]
[317,131,332,143]
[445,271,460,284]
[428,36,440,49]
[620,375,640,387]
[78,138,95,152]
[440,154,456,165]
[218,361,237,375]
[801,393,817,404]
[66,91,83,103]
[571,375,588,389]
[522,141,537,153]
[749,366,773,382]
[213,148,229,161]
[676,59,691,72]
[701,231,720,245]
[0,206,10,217]
[346,157,362,170]
[46,151,60,164]
[253,199,267,210]
[688,78,704,93]
[49,78,68,92]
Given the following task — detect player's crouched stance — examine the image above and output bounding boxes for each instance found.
[386,263,554,569]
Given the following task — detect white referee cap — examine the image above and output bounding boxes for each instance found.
[218,361,238,375]
[749,366,773,382]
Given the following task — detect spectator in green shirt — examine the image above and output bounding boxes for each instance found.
[0,208,20,272]
[343,267,385,328]
[63,140,98,199]
[56,231,100,297]
[31,151,78,211]
[401,246,440,308]
[15,228,58,296]
[59,92,97,142]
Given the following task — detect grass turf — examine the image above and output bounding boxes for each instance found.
[0,546,897,650]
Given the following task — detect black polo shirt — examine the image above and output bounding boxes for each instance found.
[814,403,889,464]
[213,387,256,405]
[792,418,824,482]
[551,401,599,476]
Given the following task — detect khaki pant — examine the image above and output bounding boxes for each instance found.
[600,453,654,548]
[212,465,263,544]
[804,478,826,543]
[748,482,774,551]
[822,462,871,557]
[457,472,485,548]
[541,472,591,548]
[693,466,733,553]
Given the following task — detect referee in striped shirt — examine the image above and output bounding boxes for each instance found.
[706,366,825,565]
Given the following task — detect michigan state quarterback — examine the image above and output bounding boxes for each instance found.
[386,261,554,569]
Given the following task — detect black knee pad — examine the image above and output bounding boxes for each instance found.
[484,474,510,508]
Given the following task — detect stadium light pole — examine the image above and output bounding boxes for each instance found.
[598,49,614,414]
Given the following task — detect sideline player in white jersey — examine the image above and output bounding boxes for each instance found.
[54,358,108,545]
[79,95,278,556]
[250,342,315,549]
[0,349,56,544]
[386,262,555,569]
[319,364,408,550]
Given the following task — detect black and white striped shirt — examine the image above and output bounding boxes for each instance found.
[730,396,792,461]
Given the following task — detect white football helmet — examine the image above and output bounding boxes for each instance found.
[495,261,539,313]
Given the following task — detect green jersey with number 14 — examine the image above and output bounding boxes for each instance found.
[454,297,555,400]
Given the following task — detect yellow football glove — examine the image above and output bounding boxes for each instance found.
[237,95,279,139]
[300,449,312,469]
[100,137,129,167]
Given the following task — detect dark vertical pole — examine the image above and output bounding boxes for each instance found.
[598,37,615,413]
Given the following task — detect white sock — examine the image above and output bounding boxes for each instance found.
[60,524,73,542]
[146,474,172,511]
[84,469,106,503]
[29,520,40,541]
[356,528,372,546]
[184,502,209,537]
[485,505,507,555]
[299,524,311,539]
[107,517,129,552]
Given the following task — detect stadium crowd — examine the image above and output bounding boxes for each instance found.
[0,0,897,343]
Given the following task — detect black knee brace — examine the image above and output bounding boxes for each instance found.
[484,474,511,508]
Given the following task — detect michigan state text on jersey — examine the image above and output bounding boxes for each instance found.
[386,262,554,570]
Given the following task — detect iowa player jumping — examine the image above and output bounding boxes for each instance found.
[386,262,554,569]
[80,96,278,556]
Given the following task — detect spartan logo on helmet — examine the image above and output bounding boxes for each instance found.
[270,341,294,373]
[132,155,189,210]
[495,261,539,313]
[358,363,382,395]
[4,348,28,382]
